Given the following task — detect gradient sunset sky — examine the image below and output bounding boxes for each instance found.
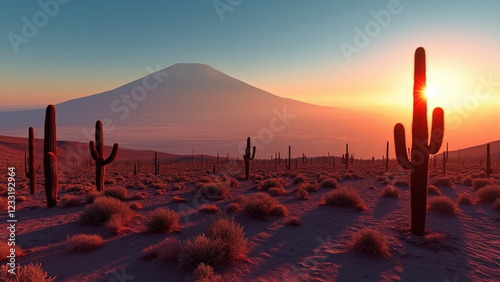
[1,1,500,151]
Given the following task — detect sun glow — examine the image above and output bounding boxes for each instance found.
[425,84,440,99]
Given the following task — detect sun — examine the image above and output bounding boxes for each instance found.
[425,84,440,99]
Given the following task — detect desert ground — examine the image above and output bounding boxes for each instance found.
[1,136,499,282]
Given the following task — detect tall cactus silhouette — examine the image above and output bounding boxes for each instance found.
[44,105,58,207]
[385,141,389,172]
[285,146,291,169]
[442,143,448,176]
[341,144,353,169]
[154,152,160,176]
[89,120,119,191]
[243,137,256,180]
[483,143,492,178]
[25,127,36,194]
[394,47,444,236]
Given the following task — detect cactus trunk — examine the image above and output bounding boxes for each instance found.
[89,120,119,192]
[243,137,256,180]
[394,47,444,236]
[285,146,291,169]
[484,143,492,178]
[25,127,36,194]
[43,105,58,207]
[385,141,389,172]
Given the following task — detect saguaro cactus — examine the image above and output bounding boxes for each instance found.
[385,141,389,172]
[243,137,256,180]
[43,105,58,207]
[302,153,307,164]
[394,47,444,236]
[285,146,291,169]
[442,143,448,176]
[89,120,119,191]
[483,143,492,178]
[154,152,160,176]
[25,127,36,194]
[341,144,354,169]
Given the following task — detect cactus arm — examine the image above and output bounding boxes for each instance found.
[394,123,412,170]
[24,153,30,177]
[427,107,444,154]
[250,146,256,160]
[89,141,100,160]
[103,143,119,165]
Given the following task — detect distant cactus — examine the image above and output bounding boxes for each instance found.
[43,105,58,208]
[394,47,444,236]
[385,141,389,172]
[243,137,256,179]
[25,127,36,194]
[302,153,307,164]
[89,120,119,191]
[285,146,291,169]
[332,154,335,169]
[483,143,492,178]
[341,144,354,169]
[442,143,448,176]
[154,152,160,176]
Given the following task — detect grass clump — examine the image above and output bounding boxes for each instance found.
[0,262,56,282]
[190,263,222,282]
[199,204,220,214]
[492,198,500,212]
[476,185,500,202]
[319,178,338,189]
[66,234,103,252]
[60,195,83,207]
[144,207,180,233]
[428,196,457,215]
[322,188,366,210]
[261,178,284,191]
[380,185,400,198]
[352,228,390,258]
[458,193,474,205]
[241,192,284,219]
[104,186,128,200]
[472,178,494,191]
[199,183,230,200]
[80,196,132,225]
[427,185,441,195]
[178,217,246,270]
[141,237,181,262]
[432,177,453,187]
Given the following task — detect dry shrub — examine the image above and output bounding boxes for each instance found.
[131,192,146,200]
[104,178,116,185]
[227,178,240,188]
[0,242,23,261]
[242,192,280,219]
[190,263,221,282]
[267,187,287,196]
[80,196,133,226]
[462,176,473,186]
[130,202,143,210]
[105,214,126,234]
[322,188,366,210]
[492,198,500,212]
[293,175,307,184]
[380,185,400,198]
[144,207,180,233]
[16,196,28,203]
[319,178,338,189]
[270,204,289,216]
[427,185,441,195]
[476,185,500,202]
[285,217,302,226]
[179,217,246,270]
[261,178,284,191]
[458,193,474,205]
[199,183,230,200]
[472,178,494,191]
[66,234,103,252]
[86,191,104,204]
[141,237,181,262]
[0,262,56,282]
[428,196,457,215]
[295,188,310,200]
[199,204,220,214]
[432,177,453,187]
[172,183,186,190]
[0,198,7,211]
[104,186,128,200]
[393,178,409,187]
[225,203,241,213]
[172,196,187,203]
[352,228,390,258]
[60,195,83,207]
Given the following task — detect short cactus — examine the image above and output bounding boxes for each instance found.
[154,152,160,176]
[243,137,256,180]
[89,120,119,191]
[442,143,448,176]
[341,144,354,169]
[43,105,58,207]
[285,146,291,169]
[385,141,389,172]
[25,127,36,194]
[483,143,492,178]
[394,47,444,236]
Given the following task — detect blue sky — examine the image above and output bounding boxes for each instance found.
[1,0,500,109]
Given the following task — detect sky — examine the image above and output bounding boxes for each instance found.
[1,0,500,153]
